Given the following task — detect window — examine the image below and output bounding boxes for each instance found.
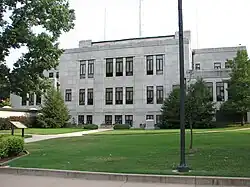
[172,85,180,90]
[125,115,133,126]
[56,72,59,79]
[216,82,224,101]
[115,115,122,124]
[225,61,230,69]
[105,88,113,105]
[29,93,34,106]
[78,115,84,124]
[156,86,164,104]
[65,89,72,102]
[88,60,94,78]
[49,72,54,78]
[106,58,113,77]
[227,83,232,100]
[205,82,213,101]
[116,58,123,76]
[79,89,85,105]
[126,57,133,76]
[87,88,93,105]
[146,115,154,120]
[115,87,123,104]
[80,60,86,79]
[195,63,200,70]
[86,115,93,124]
[36,94,41,105]
[156,115,162,124]
[126,87,133,104]
[21,95,27,106]
[105,115,112,125]
[156,55,164,74]
[147,86,154,104]
[214,62,221,69]
[146,55,154,75]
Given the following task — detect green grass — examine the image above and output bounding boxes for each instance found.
[8,129,250,177]
[0,128,87,135]
[0,134,32,139]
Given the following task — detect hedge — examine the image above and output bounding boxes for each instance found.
[113,124,131,130]
[0,136,24,158]
[83,124,98,130]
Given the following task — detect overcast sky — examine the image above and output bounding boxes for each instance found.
[5,0,250,68]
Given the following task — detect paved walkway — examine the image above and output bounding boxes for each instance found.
[0,174,225,187]
[24,129,111,143]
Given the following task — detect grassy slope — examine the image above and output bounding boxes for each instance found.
[9,129,250,177]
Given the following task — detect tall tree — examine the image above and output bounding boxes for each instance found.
[0,0,75,96]
[220,50,250,125]
[185,79,214,150]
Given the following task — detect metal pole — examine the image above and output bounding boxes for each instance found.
[177,0,189,172]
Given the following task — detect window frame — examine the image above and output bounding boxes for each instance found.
[48,72,54,78]
[214,62,221,69]
[116,57,123,76]
[80,60,86,79]
[156,55,164,74]
[87,88,93,105]
[126,87,133,104]
[86,115,93,124]
[115,87,123,105]
[105,88,113,105]
[156,86,164,104]
[79,89,85,105]
[125,115,133,126]
[105,115,113,125]
[195,63,201,70]
[106,58,113,77]
[126,57,133,76]
[115,115,123,124]
[146,115,154,120]
[65,89,72,102]
[147,86,154,104]
[88,60,94,78]
[146,55,154,75]
[216,82,224,102]
[78,115,85,124]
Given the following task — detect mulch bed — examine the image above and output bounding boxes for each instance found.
[0,151,28,166]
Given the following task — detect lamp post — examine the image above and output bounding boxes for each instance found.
[177,0,189,172]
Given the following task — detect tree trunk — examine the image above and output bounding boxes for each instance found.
[241,113,245,126]
[189,122,193,150]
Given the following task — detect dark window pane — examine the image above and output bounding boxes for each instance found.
[146,115,154,120]
[80,60,86,79]
[21,94,27,106]
[116,58,123,76]
[195,63,200,70]
[214,62,221,69]
[126,57,133,76]
[106,58,113,77]
[126,87,133,104]
[87,88,94,105]
[36,94,42,105]
[88,60,94,78]
[125,115,133,126]
[115,115,122,124]
[205,82,213,101]
[115,87,123,105]
[65,89,72,102]
[106,88,113,105]
[87,115,93,124]
[146,55,154,75]
[49,72,54,78]
[105,115,112,125]
[78,115,84,124]
[216,82,224,101]
[156,55,164,74]
[156,86,164,104]
[147,86,154,104]
[79,89,85,105]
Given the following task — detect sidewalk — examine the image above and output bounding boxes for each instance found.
[0,173,218,187]
[24,129,111,143]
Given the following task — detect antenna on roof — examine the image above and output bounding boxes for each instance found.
[104,7,107,40]
[139,0,142,37]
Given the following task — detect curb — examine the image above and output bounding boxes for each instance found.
[0,167,249,186]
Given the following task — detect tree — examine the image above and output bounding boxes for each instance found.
[39,88,70,128]
[220,50,250,125]
[0,0,75,97]
[160,88,181,129]
[185,79,214,150]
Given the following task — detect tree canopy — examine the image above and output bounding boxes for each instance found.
[0,0,75,97]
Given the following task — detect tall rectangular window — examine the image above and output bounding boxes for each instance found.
[78,115,84,124]
[126,57,133,76]
[156,55,164,74]
[65,89,72,102]
[147,86,154,104]
[80,60,86,79]
[116,58,123,76]
[216,82,224,102]
[126,87,133,104]
[49,72,54,78]
[105,115,112,125]
[79,89,85,105]
[87,88,93,105]
[21,95,27,106]
[195,63,200,70]
[106,88,113,105]
[87,115,93,124]
[125,115,133,126]
[205,82,213,101]
[106,58,113,77]
[227,83,232,100]
[146,55,154,75]
[115,115,122,124]
[28,93,34,106]
[214,62,221,69]
[88,60,94,78]
[115,87,123,105]
[56,72,59,79]
[156,86,164,104]
[36,93,41,105]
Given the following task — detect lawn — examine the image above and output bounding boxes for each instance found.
[8,129,250,177]
[0,134,32,139]
[0,128,87,135]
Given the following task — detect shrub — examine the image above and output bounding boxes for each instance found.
[44,118,59,128]
[0,136,24,158]
[0,118,11,130]
[113,124,130,130]
[83,124,98,130]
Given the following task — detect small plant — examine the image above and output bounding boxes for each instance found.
[83,124,98,130]
[0,136,24,158]
[113,124,131,130]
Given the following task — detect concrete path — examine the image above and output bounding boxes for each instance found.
[24,129,111,143]
[0,174,228,187]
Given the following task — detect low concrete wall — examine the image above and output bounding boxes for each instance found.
[0,108,39,118]
[0,167,249,186]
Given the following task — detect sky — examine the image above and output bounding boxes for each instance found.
[5,0,250,68]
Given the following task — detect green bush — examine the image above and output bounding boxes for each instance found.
[83,124,98,130]
[113,124,131,130]
[0,118,11,130]
[0,136,24,158]
[44,118,59,128]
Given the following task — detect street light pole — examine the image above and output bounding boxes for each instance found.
[177,0,189,172]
